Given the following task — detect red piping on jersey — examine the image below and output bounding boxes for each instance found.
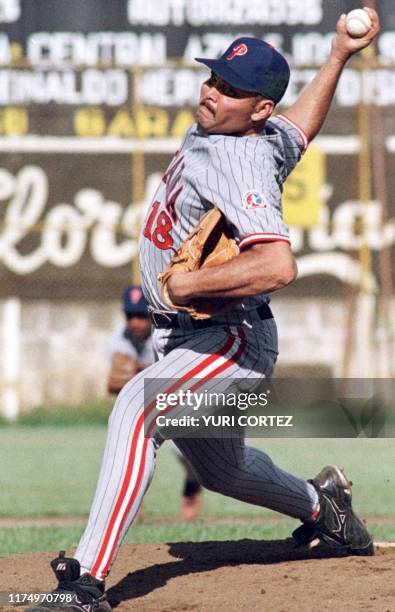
[91,326,246,579]
[276,114,309,152]
[239,233,291,250]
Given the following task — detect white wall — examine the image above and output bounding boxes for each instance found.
[1,296,394,413]
[1,300,124,413]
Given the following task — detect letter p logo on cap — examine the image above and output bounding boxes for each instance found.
[227,43,248,61]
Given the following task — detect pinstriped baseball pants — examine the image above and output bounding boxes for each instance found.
[75,317,319,579]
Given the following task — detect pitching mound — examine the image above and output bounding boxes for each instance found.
[0,540,394,611]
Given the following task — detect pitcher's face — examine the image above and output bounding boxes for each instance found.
[196,72,273,136]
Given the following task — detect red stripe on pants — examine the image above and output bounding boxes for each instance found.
[91,328,245,577]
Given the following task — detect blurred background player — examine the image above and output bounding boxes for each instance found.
[107,285,202,520]
[107,285,154,394]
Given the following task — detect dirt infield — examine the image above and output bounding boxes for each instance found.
[0,541,394,611]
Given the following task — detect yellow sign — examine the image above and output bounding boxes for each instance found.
[283,144,325,228]
[73,107,195,138]
[0,107,28,135]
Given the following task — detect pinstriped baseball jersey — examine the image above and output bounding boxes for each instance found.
[73,118,318,581]
[140,114,307,313]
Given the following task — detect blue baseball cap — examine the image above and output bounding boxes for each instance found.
[122,285,149,317]
[195,37,290,104]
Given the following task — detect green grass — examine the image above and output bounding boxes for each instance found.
[15,403,112,426]
[1,522,394,556]
[0,428,394,517]
[0,522,294,555]
[0,426,394,554]
[0,426,107,516]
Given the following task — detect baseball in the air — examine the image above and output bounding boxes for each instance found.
[346,8,372,38]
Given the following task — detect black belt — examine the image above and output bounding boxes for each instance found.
[149,303,273,330]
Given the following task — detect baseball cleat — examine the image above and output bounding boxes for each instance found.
[25,551,112,611]
[293,465,374,556]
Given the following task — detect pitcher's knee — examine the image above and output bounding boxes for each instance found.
[195,471,226,493]
[202,470,244,495]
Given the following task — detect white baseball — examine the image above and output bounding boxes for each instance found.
[346,9,372,38]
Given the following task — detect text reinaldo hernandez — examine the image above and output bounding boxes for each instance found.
[154,390,293,428]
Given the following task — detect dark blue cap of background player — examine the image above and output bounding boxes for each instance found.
[195,37,290,104]
[122,285,149,317]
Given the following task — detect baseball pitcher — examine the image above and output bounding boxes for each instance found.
[28,9,380,612]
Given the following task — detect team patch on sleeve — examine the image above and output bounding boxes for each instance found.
[242,190,267,210]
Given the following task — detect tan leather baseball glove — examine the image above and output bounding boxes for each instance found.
[107,353,139,394]
[157,207,240,320]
